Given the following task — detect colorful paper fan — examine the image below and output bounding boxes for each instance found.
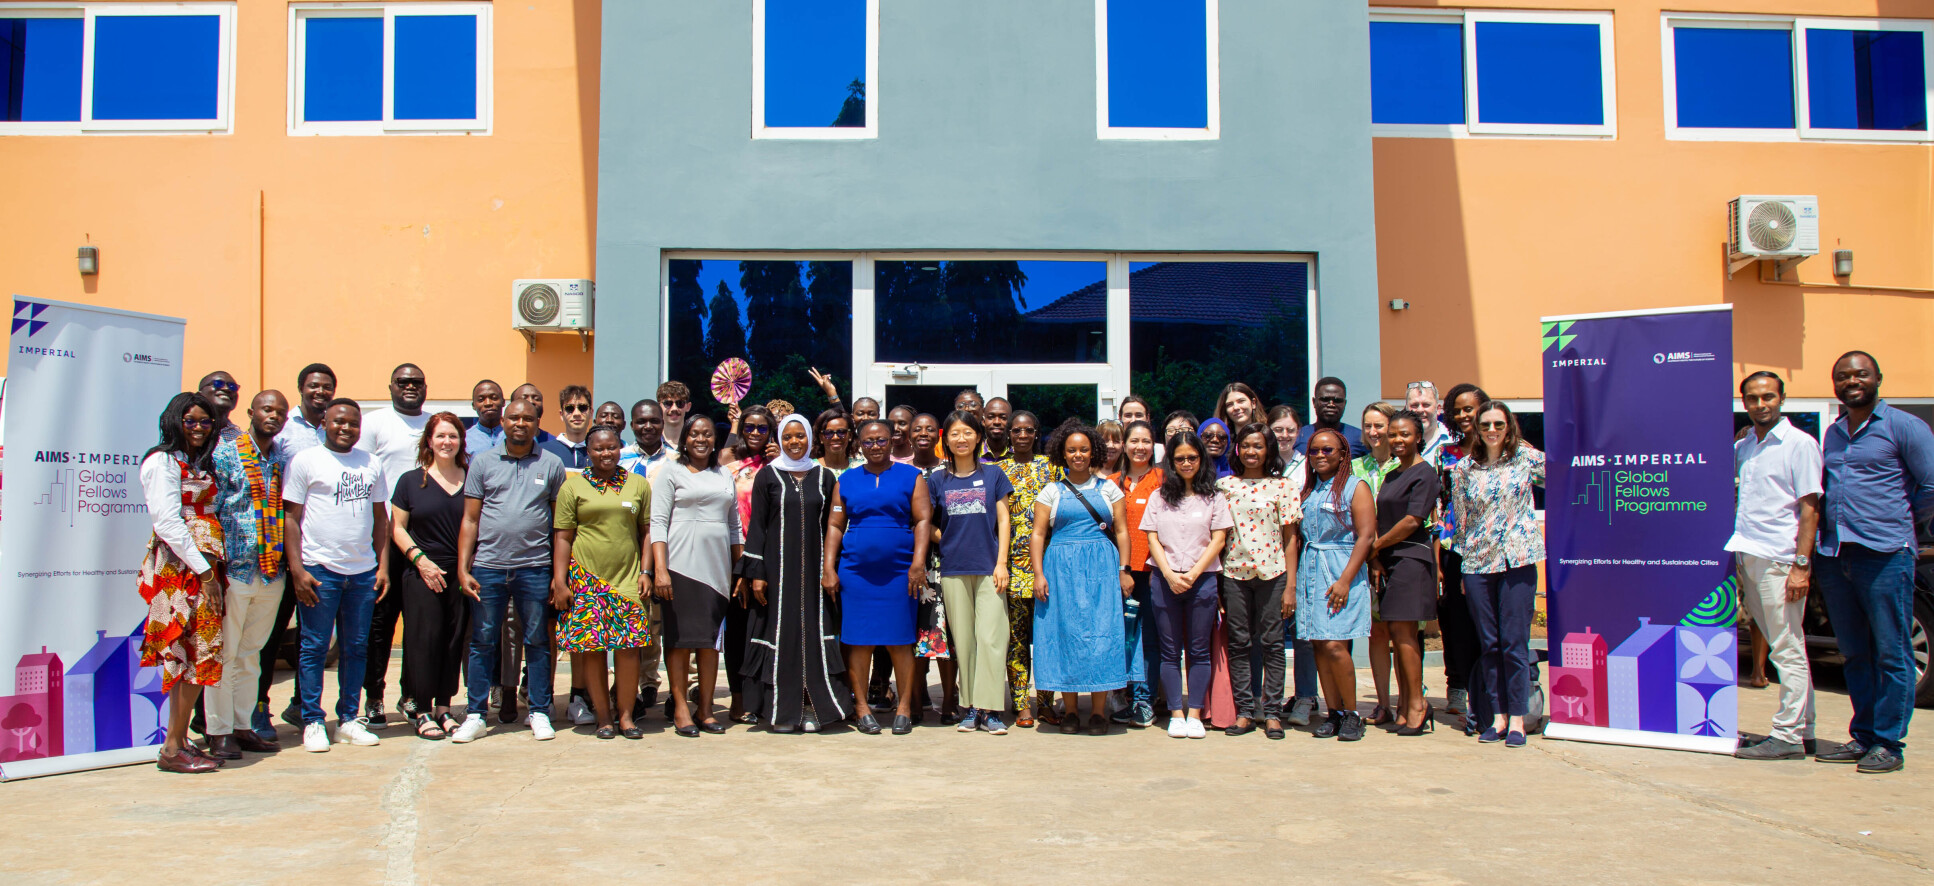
[711,358,752,404]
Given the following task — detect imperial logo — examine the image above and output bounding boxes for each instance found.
[12,300,50,337]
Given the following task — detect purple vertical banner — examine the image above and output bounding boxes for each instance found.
[1541,305,1738,754]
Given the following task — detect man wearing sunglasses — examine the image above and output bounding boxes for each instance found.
[1294,377,1369,458]
[656,381,693,458]
[540,384,597,469]
[355,363,434,727]
[199,371,245,443]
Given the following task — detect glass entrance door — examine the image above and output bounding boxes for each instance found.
[868,365,1105,425]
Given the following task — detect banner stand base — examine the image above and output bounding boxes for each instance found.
[1544,722,1737,756]
[0,745,161,782]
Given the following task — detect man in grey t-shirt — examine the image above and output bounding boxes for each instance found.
[453,399,566,742]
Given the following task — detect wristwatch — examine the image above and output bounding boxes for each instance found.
[1792,554,1810,568]
[1120,564,1134,574]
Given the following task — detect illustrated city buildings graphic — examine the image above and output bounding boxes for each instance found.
[0,625,169,762]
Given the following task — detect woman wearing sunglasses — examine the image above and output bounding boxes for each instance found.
[1287,427,1376,741]
[1450,401,1546,748]
[1141,430,1233,739]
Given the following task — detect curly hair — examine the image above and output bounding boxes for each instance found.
[1044,417,1099,470]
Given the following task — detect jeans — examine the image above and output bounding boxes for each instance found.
[1221,574,1286,720]
[466,566,557,717]
[1463,564,1537,718]
[1816,544,1916,753]
[1124,571,1159,705]
[1284,618,1318,703]
[1737,554,1816,746]
[1150,571,1219,711]
[297,566,379,726]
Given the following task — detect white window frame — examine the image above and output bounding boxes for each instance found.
[288,2,492,137]
[1660,13,1799,143]
[0,1,235,135]
[750,0,878,140]
[1795,16,1934,144]
[657,250,1320,425]
[1095,0,1221,140]
[1465,9,1616,138]
[1369,7,1615,139]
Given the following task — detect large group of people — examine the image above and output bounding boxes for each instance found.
[132,352,1927,774]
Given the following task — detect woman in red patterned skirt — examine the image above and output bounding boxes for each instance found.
[137,392,228,774]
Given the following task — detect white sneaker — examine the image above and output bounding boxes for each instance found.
[302,722,331,753]
[568,696,595,726]
[336,718,380,746]
[451,714,487,743]
[528,711,556,741]
[1185,717,1206,739]
[1167,716,1188,739]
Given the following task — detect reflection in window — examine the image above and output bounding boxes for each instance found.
[1673,27,1794,129]
[1473,20,1605,125]
[666,260,852,425]
[1128,261,1309,423]
[1104,0,1210,129]
[92,15,222,120]
[875,260,1106,364]
[304,17,382,122]
[1009,384,1098,430]
[1806,28,1927,131]
[763,0,866,128]
[0,18,83,121]
[1370,20,1464,125]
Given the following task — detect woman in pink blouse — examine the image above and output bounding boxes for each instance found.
[1141,430,1234,739]
[1450,401,1546,748]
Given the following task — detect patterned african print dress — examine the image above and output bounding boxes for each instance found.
[555,467,653,652]
[999,454,1062,711]
[136,452,226,694]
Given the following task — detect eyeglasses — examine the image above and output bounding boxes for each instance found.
[1405,380,1436,392]
[1310,446,1339,455]
[562,403,590,414]
[661,399,689,409]
[204,380,238,393]
[859,438,891,449]
[182,418,214,429]
[823,428,851,438]
[1171,455,1201,464]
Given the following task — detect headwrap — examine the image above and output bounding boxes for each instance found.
[771,413,817,472]
[1197,417,1235,478]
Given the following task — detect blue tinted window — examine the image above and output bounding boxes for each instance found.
[763,0,866,128]
[1474,21,1603,125]
[1806,28,1927,131]
[92,15,220,120]
[0,18,82,122]
[1107,0,1209,129]
[1674,27,1793,129]
[1370,21,1464,125]
[394,15,477,120]
[303,17,381,122]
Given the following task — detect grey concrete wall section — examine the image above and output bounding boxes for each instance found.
[594,0,1380,407]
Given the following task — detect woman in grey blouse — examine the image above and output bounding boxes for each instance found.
[651,419,744,737]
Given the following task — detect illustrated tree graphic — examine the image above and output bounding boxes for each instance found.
[3,703,42,757]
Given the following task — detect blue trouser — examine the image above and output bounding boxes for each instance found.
[1463,565,1537,719]
[466,566,557,717]
[1284,619,1318,702]
[1150,571,1220,711]
[1124,571,1159,705]
[1816,544,1916,753]
[297,566,378,726]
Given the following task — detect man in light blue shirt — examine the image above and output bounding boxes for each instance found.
[1813,351,1934,774]
[464,379,507,455]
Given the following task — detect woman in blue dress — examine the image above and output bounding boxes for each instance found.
[1029,421,1134,735]
[1287,427,1376,742]
[823,420,933,735]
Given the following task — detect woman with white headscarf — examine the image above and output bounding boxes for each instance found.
[738,414,852,733]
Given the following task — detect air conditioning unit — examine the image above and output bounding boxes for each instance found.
[1729,194,1820,256]
[511,279,593,350]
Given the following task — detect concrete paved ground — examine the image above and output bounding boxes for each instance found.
[1,660,1928,886]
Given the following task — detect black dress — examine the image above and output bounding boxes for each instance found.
[1375,460,1442,622]
[737,465,852,728]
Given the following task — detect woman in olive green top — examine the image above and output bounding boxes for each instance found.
[551,427,653,739]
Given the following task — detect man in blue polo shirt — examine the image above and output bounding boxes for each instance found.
[1813,351,1934,774]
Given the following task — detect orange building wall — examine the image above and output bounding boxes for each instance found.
[1374,0,1934,401]
[0,0,602,427]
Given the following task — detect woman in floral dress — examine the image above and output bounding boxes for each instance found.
[997,410,1061,725]
[138,392,228,774]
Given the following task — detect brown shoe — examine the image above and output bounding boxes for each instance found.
[157,748,217,774]
[232,729,280,754]
[181,743,228,767]
[206,734,243,760]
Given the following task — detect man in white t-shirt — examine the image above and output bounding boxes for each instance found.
[283,399,391,754]
[354,363,433,726]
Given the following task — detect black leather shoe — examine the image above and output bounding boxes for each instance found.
[892,714,913,735]
[595,725,618,740]
[206,734,243,760]
[621,725,644,740]
[1061,715,1084,735]
[698,719,728,734]
[1856,746,1903,774]
[232,729,280,753]
[1312,711,1341,739]
[771,721,797,734]
[1816,740,1866,763]
[856,714,882,735]
[1225,721,1256,737]
[674,724,700,738]
[1264,724,1286,740]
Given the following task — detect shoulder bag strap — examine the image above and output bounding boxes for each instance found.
[1060,478,1111,529]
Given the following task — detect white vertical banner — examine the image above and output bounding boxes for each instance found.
[0,297,186,780]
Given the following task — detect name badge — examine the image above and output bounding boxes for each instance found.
[533,478,545,486]
[1135,498,1146,504]
[973,480,983,486]
[622,501,635,509]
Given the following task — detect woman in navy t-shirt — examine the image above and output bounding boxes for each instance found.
[927,409,1015,735]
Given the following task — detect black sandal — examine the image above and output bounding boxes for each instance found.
[437,713,462,735]
[413,713,446,740]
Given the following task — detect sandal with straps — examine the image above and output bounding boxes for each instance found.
[413,713,446,740]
